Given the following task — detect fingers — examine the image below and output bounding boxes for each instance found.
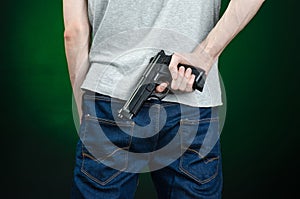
[187,74,196,92]
[156,82,168,93]
[169,53,182,80]
[171,66,185,90]
[169,52,195,92]
[171,67,194,92]
[181,69,195,92]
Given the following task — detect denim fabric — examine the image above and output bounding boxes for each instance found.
[71,91,223,199]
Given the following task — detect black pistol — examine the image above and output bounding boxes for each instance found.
[118,50,206,119]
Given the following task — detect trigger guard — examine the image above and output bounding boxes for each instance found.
[151,88,170,100]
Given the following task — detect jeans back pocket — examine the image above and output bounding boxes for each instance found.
[81,114,134,185]
[179,118,221,184]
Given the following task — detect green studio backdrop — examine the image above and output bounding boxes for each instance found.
[1,0,299,198]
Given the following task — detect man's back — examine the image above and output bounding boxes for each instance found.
[82,0,223,107]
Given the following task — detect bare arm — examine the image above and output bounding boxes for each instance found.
[194,0,266,70]
[165,0,265,92]
[63,0,90,121]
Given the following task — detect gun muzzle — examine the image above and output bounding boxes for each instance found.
[118,107,133,119]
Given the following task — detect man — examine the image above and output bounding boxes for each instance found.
[63,0,265,198]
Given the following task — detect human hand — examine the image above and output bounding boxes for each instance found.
[157,51,209,93]
[155,47,214,93]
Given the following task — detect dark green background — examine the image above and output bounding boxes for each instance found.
[1,0,299,198]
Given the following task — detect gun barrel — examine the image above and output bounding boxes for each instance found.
[118,107,133,119]
[117,53,162,119]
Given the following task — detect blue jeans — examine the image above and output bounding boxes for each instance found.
[71,91,223,199]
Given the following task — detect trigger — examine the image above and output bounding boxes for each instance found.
[152,88,170,100]
[158,88,170,100]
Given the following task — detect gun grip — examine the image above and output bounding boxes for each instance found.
[177,64,206,91]
[162,51,206,91]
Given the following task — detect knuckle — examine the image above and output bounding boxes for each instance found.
[179,87,186,92]
[173,52,180,58]
[178,72,184,78]
[179,66,185,72]
[187,81,193,87]
[178,84,187,91]
[171,82,178,90]
[169,64,176,71]
[173,53,183,62]
[187,68,192,75]
[178,74,184,79]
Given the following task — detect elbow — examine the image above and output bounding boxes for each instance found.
[63,28,75,41]
[64,23,90,43]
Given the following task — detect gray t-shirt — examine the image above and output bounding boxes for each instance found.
[82,0,223,107]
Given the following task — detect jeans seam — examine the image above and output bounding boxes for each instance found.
[81,166,124,186]
[180,117,219,125]
[85,114,135,127]
[179,119,220,185]
[179,161,219,184]
[181,148,220,163]
[156,105,160,133]
[80,114,134,186]
[80,148,128,186]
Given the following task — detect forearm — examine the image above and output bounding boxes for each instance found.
[64,29,90,90]
[63,0,90,87]
[64,29,90,121]
[63,0,90,120]
[194,0,265,71]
